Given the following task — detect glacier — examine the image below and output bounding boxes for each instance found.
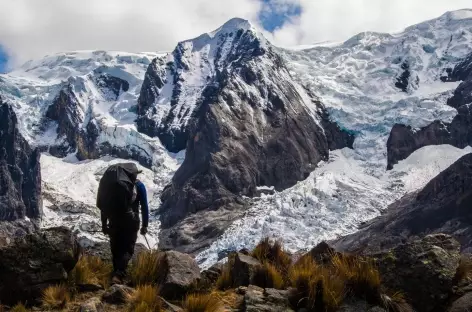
[0,10,471,268]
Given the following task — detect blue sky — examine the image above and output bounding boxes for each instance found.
[259,0,302,31]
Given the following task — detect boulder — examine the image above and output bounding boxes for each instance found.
[161,297,184,312]
[377,234,461,312]
[232,253,262,287]
[101,284,134,304]
[159,250,201,300]
[243,285,294,312]
[79,297,102,312]
[448,292,472,312]
[0,227,80,305]
[338,300,387,312]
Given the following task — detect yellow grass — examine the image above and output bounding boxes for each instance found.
[70,255,112,288]
[9,303,28,312]
[126,284,161,312]
[251,262,284,290]
[216,258,235,290]
[183,293,224,312]
[130,250,165,286]
[41,284,71,309]
[251,238,292,276]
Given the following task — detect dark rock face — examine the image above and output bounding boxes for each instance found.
[387,53,472,169]
[44,82,153,168]
[155,28,353,253]
[376,234,461,312]
[441,52,472,83]
[395,61,411,92]
[92,72,129,101]
[0,227,80,305]
[45,85,83,156]
[334,153,472,253]
[387,104,472,169]
[0,99,42,221]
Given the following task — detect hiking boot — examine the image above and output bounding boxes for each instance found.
[111,275,123,285]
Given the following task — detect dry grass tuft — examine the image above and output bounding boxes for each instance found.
[289,256,345,312]
[130,250,165,286]
[455,255,472,283]
[331,253,381,301]
[9,303,28,312]
[216,258,235,290]
[381,292,414,312]
[41,284,71,309]
[70,254,112,288]
[251,238,292,276]
[183,293,224,312]
[251,262,284,290]
[127,284,161,312]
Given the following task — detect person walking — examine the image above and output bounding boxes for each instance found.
[96,163,149,284]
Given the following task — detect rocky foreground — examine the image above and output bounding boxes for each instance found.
[0,227,471,312]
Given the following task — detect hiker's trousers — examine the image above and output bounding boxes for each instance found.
[109,212,140,277]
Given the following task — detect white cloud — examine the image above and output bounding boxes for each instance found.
[270,0,472,46]
[0,0,262,66]
[0,0,470,67]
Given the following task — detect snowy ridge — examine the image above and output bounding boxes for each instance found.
[195,11,472,266]
[139,18,270,134]
[1,11,472,267]
[282,10,472,174]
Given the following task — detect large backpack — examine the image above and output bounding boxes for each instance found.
[96,163,140,219]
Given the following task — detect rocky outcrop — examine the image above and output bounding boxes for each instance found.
[0,227,80,305]
[154,22,353,253]
[101,284,133,304]
[387,53,472,169]
[45,84,84,156]
[92,71,129,101]
[158,250,201,300]
[242,285,294,312]
[232,253,263,287]
[395,61,411,92]
[44,81,154,168]
[0,99,42,221]
[334,153,472,253]
[387,104,472,169]
[376,234,461,312]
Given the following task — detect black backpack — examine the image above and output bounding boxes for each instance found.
[96,163,140,219]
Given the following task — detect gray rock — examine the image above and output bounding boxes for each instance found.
[0,227,80,305]
[232,253,262,287]
[0,99,42,221]
[338,300,383,312]
[243,285,294,312]
[79,297,102,312]
[375,234,461,312]
[101,284,134,304]
[448,292,472,312]
[161,297,184,312]
[159,250,201,300]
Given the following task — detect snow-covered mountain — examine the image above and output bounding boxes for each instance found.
[1,10,472,268]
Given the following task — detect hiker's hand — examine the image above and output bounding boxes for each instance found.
[140,227,148,235]
[102,225,109,235]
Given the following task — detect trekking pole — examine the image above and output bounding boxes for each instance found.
[143,234,152,250]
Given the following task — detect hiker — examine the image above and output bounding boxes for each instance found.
[96,163,149,283]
